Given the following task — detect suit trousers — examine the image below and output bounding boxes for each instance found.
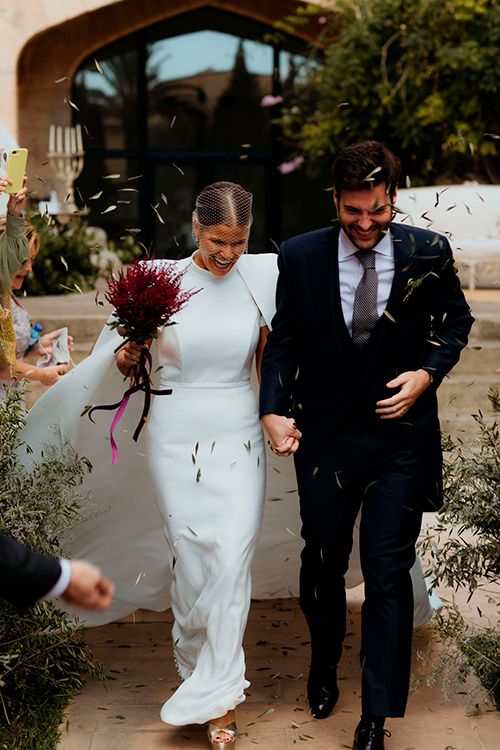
[295,425,424,717]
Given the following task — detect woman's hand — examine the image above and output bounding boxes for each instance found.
[115,341,148,376]
[38,329,74,355]
[36,363,70,386]
[2,175,29,217]
[261,413,302,457]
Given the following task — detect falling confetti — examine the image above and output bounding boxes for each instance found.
[152,204,165,224]
[362,166,382,182]
[256,708,275,719]
[65,98,80,112]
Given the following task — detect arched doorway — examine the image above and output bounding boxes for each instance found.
[72,7,330,256]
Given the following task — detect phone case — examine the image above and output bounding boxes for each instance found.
[5,148,28,193]
[53,327,71,364]
[37,327,71,367]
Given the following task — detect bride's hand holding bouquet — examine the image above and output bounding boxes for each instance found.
[85,259,198,463]
[115,339,151,376]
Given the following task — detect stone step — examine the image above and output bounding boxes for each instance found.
[470,313,500,340]
[26,314,108,344]
[440,412,498,440]
[438,374,500,412]
[22,291,111,344]
[25,317,500,356]
[450,340,500,376]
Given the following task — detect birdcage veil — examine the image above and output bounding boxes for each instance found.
[192,181,253,253]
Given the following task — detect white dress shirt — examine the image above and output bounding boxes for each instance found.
[45,558,72,600]
[338,229,395,335]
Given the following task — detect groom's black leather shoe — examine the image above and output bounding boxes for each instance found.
[352,720,390,750]
[307,671,339,719]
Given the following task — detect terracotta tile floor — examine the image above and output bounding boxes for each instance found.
[59,588,498,750]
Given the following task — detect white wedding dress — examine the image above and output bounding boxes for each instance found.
[147,258,270,724]
[20,252,440,727]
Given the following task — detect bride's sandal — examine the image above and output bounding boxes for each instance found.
[207,721,237,749]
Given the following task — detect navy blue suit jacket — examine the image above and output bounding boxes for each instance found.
[259,222,474,510]
[0,533,61,609]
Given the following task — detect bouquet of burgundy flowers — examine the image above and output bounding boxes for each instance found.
[85,259,197,463]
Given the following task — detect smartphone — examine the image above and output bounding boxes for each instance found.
[52,326,71,364]
[5,148,28,193]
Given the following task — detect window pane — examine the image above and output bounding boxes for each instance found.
[73,40,138,150]
[151,164,198,259]
[280,50,316,90]
[147,32,273,150]
[75,158,141,241]
[281,166,333,240]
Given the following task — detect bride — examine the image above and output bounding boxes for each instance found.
[22,182,439,749]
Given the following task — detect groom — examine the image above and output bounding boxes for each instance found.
[260,141,473,750]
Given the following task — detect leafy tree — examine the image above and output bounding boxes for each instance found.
[277,0,500,184]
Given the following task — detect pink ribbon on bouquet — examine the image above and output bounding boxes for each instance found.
[85,345,172,464]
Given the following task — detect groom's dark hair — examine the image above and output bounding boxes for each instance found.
[331,141,401,199]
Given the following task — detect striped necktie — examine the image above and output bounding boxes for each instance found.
[352,249,378,347]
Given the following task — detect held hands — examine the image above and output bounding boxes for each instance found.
[261,414,302,457]
[62,560,114,611]
[376,369,432,420]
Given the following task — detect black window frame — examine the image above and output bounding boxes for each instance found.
[73,7,311,254]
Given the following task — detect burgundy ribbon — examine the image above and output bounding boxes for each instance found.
[86,346,171,464]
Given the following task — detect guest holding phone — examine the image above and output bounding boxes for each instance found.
[0,217,74,400]
[0,173,30,367]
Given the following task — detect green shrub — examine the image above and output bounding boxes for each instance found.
[460,631,500,708]
[0,388,102,748]
[419,388,500,709]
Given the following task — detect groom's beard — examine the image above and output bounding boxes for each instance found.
[340,220,391,252]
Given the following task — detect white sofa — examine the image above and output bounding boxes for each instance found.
[396,185,500,289]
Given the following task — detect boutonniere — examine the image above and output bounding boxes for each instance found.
[403,270,439,303]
